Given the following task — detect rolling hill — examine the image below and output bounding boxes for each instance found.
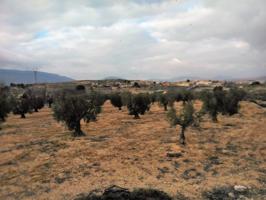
[0,69,73,85]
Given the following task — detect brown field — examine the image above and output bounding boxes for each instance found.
[0,101,266,199]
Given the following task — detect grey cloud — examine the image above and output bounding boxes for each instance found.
[0,0,265,80]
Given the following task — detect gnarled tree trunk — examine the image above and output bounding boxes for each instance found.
[134,113,140,119]
[179,126,186,145]
[164,104,168,111]
[73,121,85,137]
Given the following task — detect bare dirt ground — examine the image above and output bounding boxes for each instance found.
[0,101,265,200]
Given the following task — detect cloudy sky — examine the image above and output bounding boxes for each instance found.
[0,0,265,80]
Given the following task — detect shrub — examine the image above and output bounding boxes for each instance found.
[76,84,86,91]
[53,92,102,136]
[75,186,173,200]
[110,92,123,110]
[127,93,151,119]
[132,82,140,88]
[167,101,197,145]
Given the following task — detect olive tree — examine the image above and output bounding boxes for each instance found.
[149,92,158,104]
[158,93,169,111]
[127,93,151,119]
[13,94,31,118]
[167,101,196,145]
[0,87,12,123]
[53,92,102,137]
[47,95,53,108]
[24,88,46,112]
[179,89,194,103]
[200,91,220,122]
[31,96,45,112]
[223,88,246,115]
[121,91,132,106]
[110,92,123,110]
[200,87,245,122]
[88,91,106,118]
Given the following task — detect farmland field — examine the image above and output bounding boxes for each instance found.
[0,100,265,199]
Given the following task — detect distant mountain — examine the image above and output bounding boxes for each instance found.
[231,76,266,82]
[150,76,204,82]
[0,69,73,85]
[103,76,125,80]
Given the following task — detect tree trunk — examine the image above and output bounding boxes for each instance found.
[179,127,186,145]
[48,103,52,108]
[164,104,168,111]
[34,108,38,112]
[134,113,140,119]
[21,113,26,118]
[212,115,218,122]
[119,107,122,110]
[74,121,84,137]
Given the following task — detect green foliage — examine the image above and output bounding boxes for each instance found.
[167,102,195,129]
[121,91,132,106]
[158,89,194,111]
[223,88,246,115]
[200,90,219,122]
[23,88,46,112]
[178,89,194,102]
[53,92,102,136]
[109,92,123,110]
[200,87,246,121]
[149,92,158,104]
[31,96,45,112]
[0,87,12,122]
[76,84,86,91]
[158,93,169,111]
[127,93,151,119]
[88,91,106,116]
[47,95,53,108]
[13,94,31,118]
[167,101,197,145]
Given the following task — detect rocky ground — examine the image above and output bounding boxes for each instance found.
[0,101,265,199]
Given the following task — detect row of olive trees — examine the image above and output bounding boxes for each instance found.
[0,86,53,122]
[51,91,151,136]
[52,87,244,141]
[1,84,245,146]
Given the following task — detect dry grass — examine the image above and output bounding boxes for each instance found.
[0,101,265,200]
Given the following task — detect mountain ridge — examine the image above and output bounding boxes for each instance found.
[0,69,73,85]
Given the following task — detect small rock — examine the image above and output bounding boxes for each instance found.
[234,185,247,192]
[166,152,182,158]
[173,161,180,169]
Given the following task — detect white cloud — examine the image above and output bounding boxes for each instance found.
[0,0,265,80]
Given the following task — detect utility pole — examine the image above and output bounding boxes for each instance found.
[33,67,38,84]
